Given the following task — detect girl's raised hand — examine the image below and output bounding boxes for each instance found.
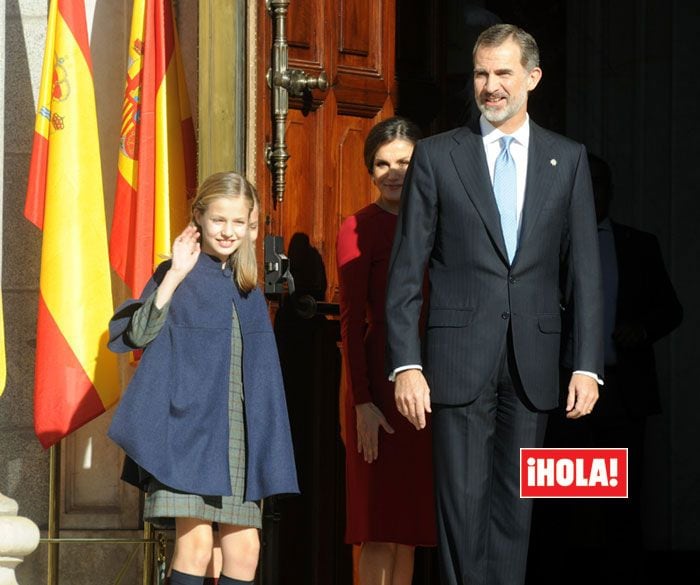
[154,225,201,309]
[170,225,201,276]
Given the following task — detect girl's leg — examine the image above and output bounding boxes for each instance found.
[218,524,260,582]
[203,529,222,585]
[359,541,398,585]
[391,545,415,585]
[171,518,214,577]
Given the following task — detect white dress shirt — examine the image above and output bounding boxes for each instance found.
[480,115,530,237]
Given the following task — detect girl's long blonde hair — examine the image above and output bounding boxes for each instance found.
[191,172,258,293]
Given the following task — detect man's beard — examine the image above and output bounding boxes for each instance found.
[477,88,528,124]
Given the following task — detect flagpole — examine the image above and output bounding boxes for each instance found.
[47,443,61,585]
[143,521,154,585]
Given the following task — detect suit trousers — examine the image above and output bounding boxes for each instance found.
[431,332,548,585]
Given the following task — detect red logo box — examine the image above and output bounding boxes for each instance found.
[520,448,628,498]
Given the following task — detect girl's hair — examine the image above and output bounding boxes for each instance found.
[363,116,422,173]
[191,172,258,293]
[250,181,261,210]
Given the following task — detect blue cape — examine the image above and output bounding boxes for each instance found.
[107,254,299,500]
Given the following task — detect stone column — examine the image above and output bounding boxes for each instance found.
[0,493,40,585]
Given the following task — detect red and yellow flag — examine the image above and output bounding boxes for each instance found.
[110,0,196,297]
[25,0,120,448]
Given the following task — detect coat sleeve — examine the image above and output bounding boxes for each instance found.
[567,145,605,377]
[108,261,172,353]
[385,140,438,375]
[337,214,373,404]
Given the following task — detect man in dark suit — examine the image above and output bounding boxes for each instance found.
[385,24,604,585]
[533,153,684,584]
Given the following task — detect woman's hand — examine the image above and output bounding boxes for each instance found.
[356,402,394,463]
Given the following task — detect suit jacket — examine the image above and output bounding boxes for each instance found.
[608,222,682,416]
[385,121,604,410]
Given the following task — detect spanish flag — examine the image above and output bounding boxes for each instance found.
[110,0,196,297]
[24,0,121,448]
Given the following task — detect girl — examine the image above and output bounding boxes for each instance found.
[108,172,298,585]
[205,181,261,585]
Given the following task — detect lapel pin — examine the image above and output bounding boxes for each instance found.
[550,158,557,166]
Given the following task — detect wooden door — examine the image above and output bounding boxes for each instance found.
[256,1,396,584]
[256,0,397,300]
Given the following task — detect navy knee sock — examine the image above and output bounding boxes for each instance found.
[169,570,204,585]
[218,575,254,585]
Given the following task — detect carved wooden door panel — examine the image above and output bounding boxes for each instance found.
[257,0,396,301]
[256,1,396,584]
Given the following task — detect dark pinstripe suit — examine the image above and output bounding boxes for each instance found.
[385,120,604,584]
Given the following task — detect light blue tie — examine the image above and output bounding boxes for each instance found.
[493,136,518,263]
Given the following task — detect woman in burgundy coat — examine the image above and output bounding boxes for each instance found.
[337,117,436,584]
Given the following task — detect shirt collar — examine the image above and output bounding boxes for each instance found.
[479,114,530,148]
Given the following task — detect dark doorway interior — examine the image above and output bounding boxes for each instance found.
[396,0,566,137]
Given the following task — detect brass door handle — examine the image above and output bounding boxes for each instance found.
[270,69,329,97]
[266,0,329,203]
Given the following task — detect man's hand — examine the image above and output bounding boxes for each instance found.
[355,402,394,463]
[565,372,600,419]
[394,369,431,430]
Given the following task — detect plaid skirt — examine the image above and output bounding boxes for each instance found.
[143,303,262,529]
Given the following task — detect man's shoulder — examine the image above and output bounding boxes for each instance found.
[530,121,584,153]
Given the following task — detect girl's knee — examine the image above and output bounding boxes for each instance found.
[222,528,260,575]
[172,546,213,574]
[236,530,260,567]
[173,524,215,573]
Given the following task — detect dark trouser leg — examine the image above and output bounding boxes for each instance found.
[487,360,548,585]
[431,343,547,585]
[432,389,497,585]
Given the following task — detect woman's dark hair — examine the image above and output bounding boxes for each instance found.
[363,116,422,173]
